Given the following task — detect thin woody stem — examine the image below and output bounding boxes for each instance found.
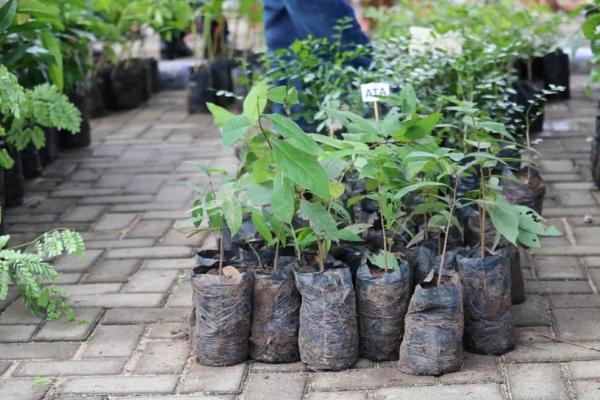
[437,177,459,286]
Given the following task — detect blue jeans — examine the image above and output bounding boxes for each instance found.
[263,0,369,51]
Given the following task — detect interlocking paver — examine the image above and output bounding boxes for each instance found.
[0,378,51,400]
[507,363,569,400]
[85,259,141,283]
[82,325,144,358]
[180,363,247,394]
[34,308,102,341]
[61,375,178,395]
[14,358,126,377]
[243,372,306,400]
[373,383,503,400]
[133,340,190,374]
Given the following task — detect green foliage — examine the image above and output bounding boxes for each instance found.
[0,229,85,320]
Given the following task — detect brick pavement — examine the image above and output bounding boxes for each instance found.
[1,77,600,399]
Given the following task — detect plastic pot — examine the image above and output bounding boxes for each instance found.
[356,261,411,361]
[211,57,235,107]
[501,168,536,210]
[190,259,253,366]
[542,49,570,100]
[517,167,546,215]
[508,245,526,305]
[60,82,91,149]
[148,58,160,93]
[250,261,301,363]
[88,75,109,118]
[40,128,59,166]
[398,271,464,376]
[20,144,43,179]
[294,262,359,371]
[509,80,545,135]
[457,248,514,355]
[5,146,25,207]
[109,59,147,110]
[188,65,215,114]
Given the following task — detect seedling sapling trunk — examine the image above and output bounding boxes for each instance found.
[436,178,459,287]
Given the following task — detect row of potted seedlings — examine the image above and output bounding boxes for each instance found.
[187,83,560,374]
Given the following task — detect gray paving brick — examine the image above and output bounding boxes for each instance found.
[507,363,568,400]
[14,358,126,377]
[0,361,11,374]
[71,293,164,308]
[85,259,140,283]
[533,256,585,280]
[574,381,600,400]
[244,372,305,400]
[374,383,503,400]
[567,360,600,379]
[83,325,144,358]
[549,294,600,308]
[312,367,433,391]
[55,249,103,272]
[165,279,193,307]
[80,194,154,205]
[512,295,549,327]
[85,238,156,249]
[0,342,80,359]
[515,326,555,344]
[252,361,306,372]
[146,322,187,339]
[525,280,591,294]
[35,308,101,341]
[127,219,172,238]
[0,325,37,342]
[122,270,179,293]
[309,393,367,400]
[133,340,190,374]
[62,205,106,222]
[505,342,600,363]
[144,258,194,270]
[94,213,138,231]
[180,362,246,394]
[0,378,51,400]
[106,246,193,259]
[61,376,178,395]
[553,308,600,340]
[102,307,190,324]
[439,353,501,384]
[112,396,233,400]
[95,174,134,188]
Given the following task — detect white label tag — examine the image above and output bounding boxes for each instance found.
[360,82,390,103]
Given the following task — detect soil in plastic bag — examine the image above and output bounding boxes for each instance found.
[508,245,526,305]
[88,75,108,118]
[294,262,359,371]
[463,207,508,249]
[356,261,411,361]
[188,66,215,114]
[20,144,42,179]
[457,248,514,355]
[501,168,536,210]
[60,82,91,149]
[514,57,544,82]
[398,271,464,376]
[412,244,466,289]
[4,147,25,207]
[250,260,301,363]
[517,167,545,215]
[190,262,253,366]
[40,128,59,166]
[110,59,147,110]
[543,50,569,100]
[211,57,235,107]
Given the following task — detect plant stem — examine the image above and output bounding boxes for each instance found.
[273,225,283,271]
[479,167,486,259]
[219,223,224,276]
[378,186,388,272]
[316,237,325,272]
[437,178,459,286]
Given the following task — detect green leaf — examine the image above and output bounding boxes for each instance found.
[487,197,519,245]
[272,172,295,224]
[336,228,363,242]
[0,235,9,249]
[272,140,330,199]
[266,114,321,155]
[394,181,448,201]
[368,250,399,271]
[40,30,63,91]
[207,102,235,127]
[221,115,251,146]
[287,87,299,105]
[243,80,268,122]
[480,121,508,135]
[399,84,417,114]
[251,212,273,244]
[0,148,15,169]
[222,192,243,236]
[0,0,17,32]
[405,113,441,140]
[267,86,287,103]
[517,229,541,248]
[329,181,345,199]
[298,200,337,237]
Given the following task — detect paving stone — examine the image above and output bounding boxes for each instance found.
[127,219,172,238]
[532,245,600,256]
[512,295,549,327]
[80,194,154,205]
[373,383,503,400]
[0,361,10,374]
[0,378,51,400]
[85,259,140,283]
[0,325,37,342]
[106,246,193,259]
[532,256,585,279]
[71,293,164,308]
[243,372,305,400]
[553,308,600,340]
[309,393,367,400]
[549,294,600,308]
[61,376,178,395]
[14,358,126,377]
[312,367,434,391]
[515,326,555,344]
[94,213,138,231]
[95,174,134,188]
[35,308,101,341]
[0,300,43,324]
[127,176,165,194]
[103,307,190,324]
[85,238,156,249]
[144,258,194,270]
[556,190,596,206]
[507,363,568,400]
[55,249,103,272]
[574,381,600,400]
[146,322,188,339]
[122,270,179,293]
[180,362,247,394]
[112,397,233,400]
[524,280,591,294]
[83,325,144,358]
[0,342,80,359]
[161,229,205,246]
[166,279,193,307]
[439,353,501,384]
[505,341,600,363]
[252,361,306,372]
[62,205,106,222]
[567,360,600,379]
[61,283,122,296]
[134,340,190,374]
[155,185,193,203]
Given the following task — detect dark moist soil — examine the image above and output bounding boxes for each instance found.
[420,274,450,288]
